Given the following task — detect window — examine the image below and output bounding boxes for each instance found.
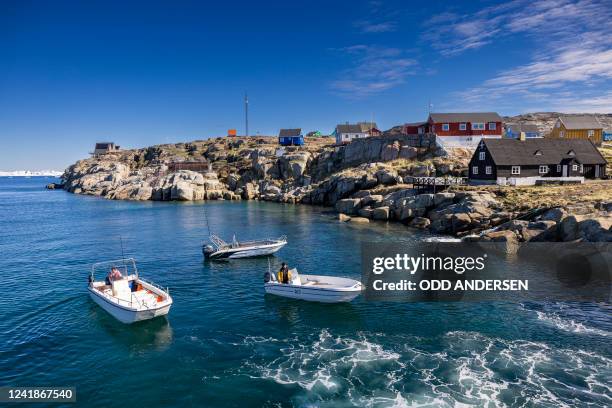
[472,122,485,130]
[557,164,561,172]
[479,151,485,160]
[442,123,450,131]
[534,150,542,156]
[560,131,565,138]
[572,164,578,171]
[485,166,492,175]
[472,166,478,175]
[511,166,521,175]
[588,130,594,137]
[459,123,467,131]
[488,122,497,130]
[539,165,548,174]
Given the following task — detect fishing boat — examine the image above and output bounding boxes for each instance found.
[264,268,362,303]
[88,258,173,324]
[202,234,287,260]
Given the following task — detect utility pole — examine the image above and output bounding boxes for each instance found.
[244,92,249,137]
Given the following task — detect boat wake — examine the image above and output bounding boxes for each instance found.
[234,329,611,407]
[535,311,610,337]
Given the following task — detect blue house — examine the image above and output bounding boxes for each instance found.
[278,128,304,146]
[504,123,542,139]
[604,128,612,141]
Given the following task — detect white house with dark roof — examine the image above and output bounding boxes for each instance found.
[333,123,369,144]
[92,142,120,156]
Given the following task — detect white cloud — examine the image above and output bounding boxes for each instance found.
[330,46,417,98]
[427,0,612,112]
[354,20,397,33]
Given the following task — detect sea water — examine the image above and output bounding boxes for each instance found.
[0,177,610,407]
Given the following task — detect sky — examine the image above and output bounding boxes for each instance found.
[1,0,611,170]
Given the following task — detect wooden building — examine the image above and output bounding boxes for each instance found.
[278,128,304,146]
[469,138,607,185]
[92,142,120,156]
[427,112,503,148]
[549,115,603,145]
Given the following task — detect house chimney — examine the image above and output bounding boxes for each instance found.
[519,131,526,141]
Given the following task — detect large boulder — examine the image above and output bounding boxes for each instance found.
[399,146,418,159]
[414,194,435,209]
[335,198,362,215]
[371,206,390,220]
[381,142,400,161]
[451,213,472,232]
[540,207,568,223]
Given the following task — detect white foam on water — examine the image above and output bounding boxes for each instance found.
[238,329,611,407]
[535,311,610,337]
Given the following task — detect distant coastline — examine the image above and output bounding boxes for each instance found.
[0,170,63,177]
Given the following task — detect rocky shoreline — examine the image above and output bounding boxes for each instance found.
[59,135,612,244]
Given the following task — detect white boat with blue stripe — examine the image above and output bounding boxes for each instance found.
[203,234,287,260]
[264,269,362,303]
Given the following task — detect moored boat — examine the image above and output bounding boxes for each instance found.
[88,258,172,324]
[264,268,362,303]
[203,234,287,260]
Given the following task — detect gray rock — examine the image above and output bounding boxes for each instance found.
[434,192,455,206]
[409,217,430,229]
[559,216,579,241]
[335,198,362,215]
[372,206,390,220]
[452,213,472,232]
[358,207,373,218]
[381,142,400,161]
[361,194,384,207]
[414,194,435,208]
[541,208,568,223]
[399,146,417,159]
[349,217,370,224]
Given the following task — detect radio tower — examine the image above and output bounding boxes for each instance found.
[244,92,249,137]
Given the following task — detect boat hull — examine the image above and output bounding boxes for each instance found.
[88,288,172,324]
[204,241,286,259]
[264,275,362,303]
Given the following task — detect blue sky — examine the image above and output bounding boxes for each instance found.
[1,0,611,170]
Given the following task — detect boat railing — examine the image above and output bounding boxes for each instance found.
[138,277,170,296]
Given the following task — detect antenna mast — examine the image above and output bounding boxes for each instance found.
[244,92,249,137]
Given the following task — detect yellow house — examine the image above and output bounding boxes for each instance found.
[549,115,603,145]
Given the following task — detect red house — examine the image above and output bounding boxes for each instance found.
[427,112,503,148]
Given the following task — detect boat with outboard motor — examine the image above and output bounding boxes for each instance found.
[203,234,287,259]
[88,258,173,324]
[264,268,362,303]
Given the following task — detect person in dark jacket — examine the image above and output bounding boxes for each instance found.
[277,263,291,284]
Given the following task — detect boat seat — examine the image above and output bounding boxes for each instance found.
[112,279,132,302]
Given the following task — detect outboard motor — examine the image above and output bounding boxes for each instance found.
[203,244,215,258]
[264,271,272,283]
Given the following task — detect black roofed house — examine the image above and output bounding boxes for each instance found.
[278,128,304,146]
[469,137,607,186]
[92,142,120,156]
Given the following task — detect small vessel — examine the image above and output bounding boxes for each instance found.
[203,234,287,260]
[264,268,362,303]
[88,258,173,324]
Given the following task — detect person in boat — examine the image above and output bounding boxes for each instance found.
[105,266,123,284]
[277,263,291,284]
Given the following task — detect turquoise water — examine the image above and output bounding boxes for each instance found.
[0,177,610,407]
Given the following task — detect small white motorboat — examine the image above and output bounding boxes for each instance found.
[88,258,173,324]
[264,268,362,303]
[203,234,287,260]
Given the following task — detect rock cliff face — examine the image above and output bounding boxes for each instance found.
[61,127,611,242]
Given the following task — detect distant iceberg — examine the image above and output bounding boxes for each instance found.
[0,170,63,177]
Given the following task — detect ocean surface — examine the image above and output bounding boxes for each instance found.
[0,177,610,407]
